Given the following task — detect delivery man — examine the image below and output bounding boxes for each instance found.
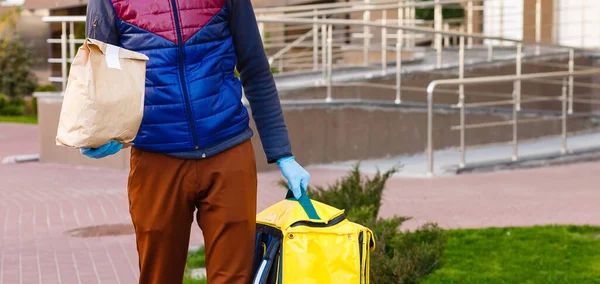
[82,1,310,283]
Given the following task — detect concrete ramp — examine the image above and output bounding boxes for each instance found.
[314,131,600,177]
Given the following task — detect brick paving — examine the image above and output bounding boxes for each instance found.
[1,122,600,283]
[0,124,38,160]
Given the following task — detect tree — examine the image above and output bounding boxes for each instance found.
[0,7,21,44]
[0,38,38,99]
[415,0,465,21]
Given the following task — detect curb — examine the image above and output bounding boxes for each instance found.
[1,154,40,164]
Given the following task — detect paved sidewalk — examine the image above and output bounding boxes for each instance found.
[0,124,38,160]
[2,123,600,283]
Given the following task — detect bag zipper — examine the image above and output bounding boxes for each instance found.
[289,214,346,228]
[169,0,200,150]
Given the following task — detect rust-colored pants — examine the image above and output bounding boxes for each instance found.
[127,140,257,284]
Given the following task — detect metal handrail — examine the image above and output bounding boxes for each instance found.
[42,14,591,53]
[426,68,600,176]
[255,0,480,14]
[427,69,600,93]
[270,0,468,19]
[254,0,397,13]
[256,17,591,52]
[42,16,85,22]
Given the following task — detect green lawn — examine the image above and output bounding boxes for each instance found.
[183,246,207,284]
[183,226,600,283]
[0,115,37,124]
[423,225,600,283]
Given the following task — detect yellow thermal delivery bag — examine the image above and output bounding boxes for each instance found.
[252,192,375,284]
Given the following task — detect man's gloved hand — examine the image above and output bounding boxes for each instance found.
[277,156,310,199]
[80,141,123,159]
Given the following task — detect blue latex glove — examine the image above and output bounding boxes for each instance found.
[80,141,123,159]
[277,156,310,199]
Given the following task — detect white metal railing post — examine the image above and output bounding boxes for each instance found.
[321,18,327,80]
[313,12,319,71]
[363,0,371,66]
[516,43,522,111]
[398,0,404,39]
[444,23,450,47]
[406,0,412,47]
[395,28,403,104]
[278,57,284,73]
[467,0,473,48]
[487,44,493,62]
[568,49,574,114]
[382,10,388,75]
[499,0,504,47]
[513,42,522,161]
[60,21,67,90]
[326,24,333,102]
[512,80,519,162]
[580,0,585,47]
[434,0,442,68]
[458,35,466,168]
[69,21,75,62]
[535,0,541,55]
[561,78,568,154]
[258,15,265,41]
[404,0,410,47]
[411,0,416,47]
[427,85,434,176]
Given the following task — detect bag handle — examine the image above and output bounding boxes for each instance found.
[285,189,320,220]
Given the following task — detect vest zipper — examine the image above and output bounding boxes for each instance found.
[170,0,200,150]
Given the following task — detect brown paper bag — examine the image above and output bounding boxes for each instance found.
[56,38,149,149]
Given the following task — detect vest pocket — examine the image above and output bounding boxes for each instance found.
[224,73,243,102]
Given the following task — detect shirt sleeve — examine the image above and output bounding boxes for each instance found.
[228,0,293,164]
[85,0,120,45]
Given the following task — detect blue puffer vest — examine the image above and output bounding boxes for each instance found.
[110,0,250,154]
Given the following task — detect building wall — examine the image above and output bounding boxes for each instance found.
[556,0,600,48]
[484,0,524,45]
[481,0,600,48]
[522,0,555,43]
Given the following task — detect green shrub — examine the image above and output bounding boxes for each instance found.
[0,104,24,116]
[35,84,58,92]
[0,95,6,109]
[10,98,25,106]
[0,38,38,99]
[280,164,397,220]
[373,223,447,283]
[280,164,448,283]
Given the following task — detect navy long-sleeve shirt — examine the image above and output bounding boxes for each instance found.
[86,0,292,163]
